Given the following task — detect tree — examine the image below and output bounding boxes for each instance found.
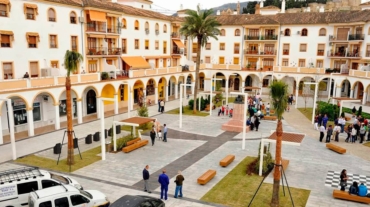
[63,50,83,165]
[269,80,288,207]
[180,7,221,113]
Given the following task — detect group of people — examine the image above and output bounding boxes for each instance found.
[158,99,165,113]
[150,120,168,145]
[218,105,233,117]
[340,169,368,197]
[345,115,370,143]
[143,166,185,200]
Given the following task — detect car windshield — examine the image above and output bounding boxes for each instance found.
[50,173,69,184]
[79,189,93,199]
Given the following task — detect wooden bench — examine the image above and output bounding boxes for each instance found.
[220,155,235,167]
[197,170,216,185]
[126,137,141,146]
[281,159,289,171]
[122,140,148,153]
[326,143,346,154]
[264,116,277,121]
[333,190,370,204]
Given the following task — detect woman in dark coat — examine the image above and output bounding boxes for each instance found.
[254,115,260,131]
[150,128,156,146]
[340,169,348,191]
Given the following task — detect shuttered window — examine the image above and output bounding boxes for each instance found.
[298,59,305,67]
[219,57,225,64]
[155,41,159,50]
[30,62,39,77]
[233,57,239,64]
[71,36,77,51]
[145,40,149,50]
[299,44,307,52]
[48,8,56,22]
[282,59,289,66]
[29,36,37,48]
[1,34,10,47]
[50,35,57,48]
[3,62,13,79]
[317,44,325,56]
[316,60,323,68]
[337,28,350,40]
[205,56,210,63]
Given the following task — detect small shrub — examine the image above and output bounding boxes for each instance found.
[255,152,274,176]
[101,72,109,80]
[188,99,194,109]
[357,106,362,117]
[115,135,134,151]
[137,105,148,117]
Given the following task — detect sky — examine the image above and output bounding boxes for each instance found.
[151,0,242,15]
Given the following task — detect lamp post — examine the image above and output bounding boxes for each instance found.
[304,82,318,124]
[99,97,115,161]
[210,78,222,116]
[0,99,16,160]
[230,91,248,150]
[179,83,193,128]
[328,72,341,100]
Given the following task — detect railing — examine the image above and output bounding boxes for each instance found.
[72,46,78,52]
[260,35,278,40]
[317,50,324,56]
[283,50,289,55]
[273,66,325,74]
[86,22,106,33]
[234,50,240,54]
[49,17,56,22]
[244,49,259,54]
[348,34,364,40]
[327,50,345,57]
[163,48,167,54]
[171,32,180,38]
[327,50,360,58]
[86,47,107,55]
[70,17,76,24]
[172,49,183,54]
[1,43,10,47]
[349,69,370,78]
[50,44,57,48]
[29,44,37,48]
[107,26,120,34]
[245,35,259,40]
[122,47,126,54]
[244,49,276,55]
[107,47,121,55]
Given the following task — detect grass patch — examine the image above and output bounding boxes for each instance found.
[363,142,370,148]
[228,97,236,103]
[15,146,102,172]
[201,156,310,207]
[298,108,334,126]
[166,106,208,116]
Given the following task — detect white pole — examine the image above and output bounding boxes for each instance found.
[226,79,229,106]
[295,81,299,109]
[7,99,16,160]
[100,100,106,160]
[242,94,248,150]
[259,139,264,176]
[312,83,318,124]
[328,74,332,100]
[210,81,213,116]
[113,122,117,152]
[127,86,131,118]
[179,84,183,128]
[340,100,343,117]
[198,94,201,111]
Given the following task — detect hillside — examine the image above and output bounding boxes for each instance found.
[209,1,249,14]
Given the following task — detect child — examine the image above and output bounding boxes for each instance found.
[158,130,162,140]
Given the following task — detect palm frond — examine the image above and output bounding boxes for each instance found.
[269,80,288,120]
[64,50,83,77]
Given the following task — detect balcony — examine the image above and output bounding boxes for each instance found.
[366,51,370,57]
[107,26,120,34]
[327,50,361,58]
[245,35,259,40]
[86,22,106,33]
[86,47,107,56]
[171,32,180,38]
[172,49,183,55]
[329,34,364,42]
[244,49,276,55]
[348,34,364,41]
[317,50,324,56]
[244,35,278,40]
[107,47,121,55]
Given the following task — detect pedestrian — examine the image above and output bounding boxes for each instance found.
[225,105,229,116]
[143,165,151,193]
[326,125,333,143]
[150,128,156,146]
[158,99,161,112]
[351,127,357,143]
[221,105,225,116]
[360,123,366,143]
[174,170,185,198]
[319,125,325,142]
[254,115,260,131]
[250,115,255,130]
[158,169,169,200]
[266,103,270,116]
[340,169,348,191]
[163,124,168,142]
[160,100,165,113]
[318,114,323,126]
[339,116,346,133]
[322,114,329,129]
[314,115,319,130]
[153,120,161,139]
[334,124,340,142]
[367,123,370,141]
[345,124,353,142]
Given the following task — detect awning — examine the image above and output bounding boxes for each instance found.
[26,32,39,42]
[105,35,118,39]
[89,10,106,22]
[121,56,151,69]
[0,0,11,11]
[24,3,38,15]
[0,30,14,41]
[173,39,185,48]
[88,34,105,38]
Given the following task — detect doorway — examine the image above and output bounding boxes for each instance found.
[86,90,97,114]
[234,78,240,91]
[352,62,359,70]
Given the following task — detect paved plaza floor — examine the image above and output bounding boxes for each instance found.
[1,96,370,206]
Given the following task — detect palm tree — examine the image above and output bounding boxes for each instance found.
[63,50,83,165]
[179,7,221,113]
[269,80,288,207]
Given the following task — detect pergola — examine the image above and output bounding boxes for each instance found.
[112,117,155,152]
[258,131,305,176]
[244,86,262,95]
[331,97,361,117]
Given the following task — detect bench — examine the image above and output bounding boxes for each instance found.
[264,116,277,121]
[122,140,148,153]
[126,137,141,146]
[220,155,235,167]
[333,190,370,204]
[197,170,216,185]
[326,143,346,154]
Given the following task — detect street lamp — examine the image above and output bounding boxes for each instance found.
[230,91,248,150]
[0,98,16,160]
[179,83,192,128]
[304,82,318,124]
[210,78,222,116]
[99,97,115,161]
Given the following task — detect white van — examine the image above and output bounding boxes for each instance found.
[0,167,82,207]
[28,185,110,207]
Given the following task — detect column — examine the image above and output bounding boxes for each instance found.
[327,77,332,99]
[77,99,83,124]
[54,104,61,129]
[335,85,342,98]
[165,84,169,102]
[127,88,132,118]
[295,81,299,108]
[154,87,159,104]
[331,80,336,104]
[131,89,135,111]
[0,116,3,144]
[350,89,354,98]
[114,94,118,115]
[175,83,178,99]
[27,108,35,137]
[362,91,367,105]
[96,97,101,118]
[225,79,229,105]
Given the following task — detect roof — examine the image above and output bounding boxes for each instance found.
[260,5,280,10]
[119,117,155,125]
[43,0,83,7]
[360,1,370,6]
[32,185,78,198]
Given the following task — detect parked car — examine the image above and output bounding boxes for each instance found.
[110,195,165,207]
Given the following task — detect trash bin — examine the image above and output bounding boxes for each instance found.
[116,125,121,134]
[105,141,111,153]
[53,143,61,154]
[85,134,92,144]
[105,129,108,139]
[93,132,100,142]
[73,138,78,149]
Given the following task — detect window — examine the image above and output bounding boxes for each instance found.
[299,44,307,52]
[263,58,274,70]
[249,29,259,37]
[51,61,59,68]
[39,201,52,207]
[301,28,308,36]
[155,40,159,50]
[205,56,210,63]
[48,8,56,22]
[192,43,197,53]
[122,38,127,53]
[42,180,59,188]
[54,197,69,207]
[1,33,12,48]
[234,43,240,54]
[155,23,159,32]
[283,44,289,55]
[205,43,211,50]
[134,20,139,30]
[298,59,305,67]
[316,59,323,68]
[284,28,290,36]
[220,29,225,36]
[235,29,240,36]
[317,44,325,56]
[70,11,76,24]
[17,181,38,194]
[121,18,126,28]
[233,57,239,64]
[145,21,149,31]
[163,41,167,53]
[163,24,167,33]
[0,3,9,17]
[50,35,57,48]
[2,62,12,79]
[282,59,288,66]
[219,56,225,64]
[27,34,38,48]
[24,4,38,20]
[192,56,197,62]
[71,194,89,206]
[88,60,97,72]
[334,60,346,70]
[263,79,269,87]
[366,45,370,57]
[106,59,113,65]
[30,61,39,77]
[71,36,78,52]
[219,43,225,50]
[135,39,139,49]
[319,28,326,36]
[145,39,149,50]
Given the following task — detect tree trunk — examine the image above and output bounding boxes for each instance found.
[192,37,202,114]
[66,76,74,165]
[271,119,283,207]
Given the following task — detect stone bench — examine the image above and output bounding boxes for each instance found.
[264,116,277,121]
[122,140,148,153]
[333,190,370,204]
[126,137,141,146]
[219,155,235,167]
[326,143,346,154]
[197,170,216,185]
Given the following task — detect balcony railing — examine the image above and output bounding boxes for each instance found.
[122,47,126,54]
[366,51,370,57]
[260,35,278,40]
[1,43,10,47]
[172,49,184,54]
[0,11,7,17]
[107,47,121,55]
[244,49,276,55]
[317,50,324,56]
[171,32,180,38]
[244,49,259,54]
[283,50,289,55]
[49,17,56,22]
[163,48,167,54]
[70,17,76,24]
[107,26,120,34]
[327,50,360,58]
[72,46,78,52]
[86,47,107,55]
[348,34,364,41]
[245,35,259,40]
[327,50,345,57]
[86,22,106,33]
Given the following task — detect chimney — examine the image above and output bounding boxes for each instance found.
[319,5,325,12]
[281,0,286,13]
[255,4,261,14]
[260,0,264,8]
[217,10,220,15]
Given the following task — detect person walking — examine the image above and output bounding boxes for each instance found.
[319,125,325,142]
[359,123,366,144]
[318,114,323,127]
[334,124,340,142]
[314,115,319,130]
[345,124,353,142]
[339,116,346,133]
[322,114,329,129]
[326,125,333,143]
[174,171,185,198]
[158,99,161,112]
[266,103,270,116]
[150,128,156,146]
[160,100,165,113]
[143,165,151,193]
[340,169,348,191]
[163,124,168,142]
[254,115,260,131]
[158,169,169,200]
[351,126,357,143]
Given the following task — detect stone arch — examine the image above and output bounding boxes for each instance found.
[82,85,100,97]
[31,91,57,105]
[146,78,156,98]
[57,88,80,102]
[352,80,364,99]
[297,75,315,83]
[4,95,30,110]
[351,80,364,90]
[186,74,194,83]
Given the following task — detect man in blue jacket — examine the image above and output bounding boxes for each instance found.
[158,169,169,200]
[358,183,368,197]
